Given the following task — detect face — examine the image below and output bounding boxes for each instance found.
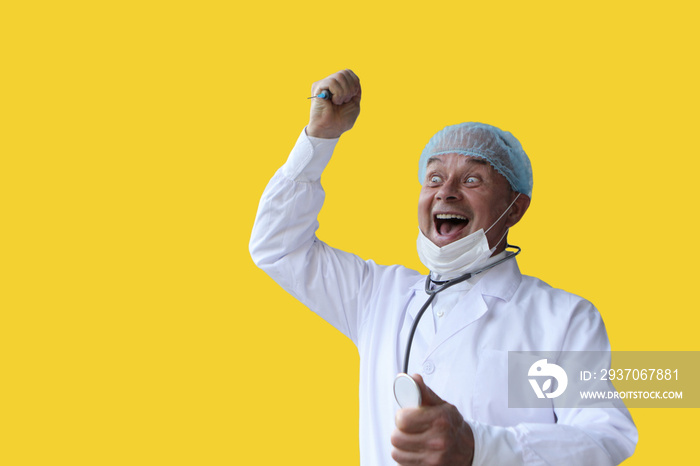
[418,153,528,249]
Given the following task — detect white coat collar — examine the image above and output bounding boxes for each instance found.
[404,258,523,365]
[409,255,522,305]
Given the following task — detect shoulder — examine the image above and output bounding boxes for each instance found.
[517,273,594,309]
[480,259,594,314]
[513,274,610,350]
[362,259,424,292]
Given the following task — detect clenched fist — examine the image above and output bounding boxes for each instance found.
[391,374,475,466]
[307,69,361,139]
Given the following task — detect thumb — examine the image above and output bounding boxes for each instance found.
[412,374,445,407]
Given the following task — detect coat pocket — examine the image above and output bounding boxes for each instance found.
[472,349,556,427]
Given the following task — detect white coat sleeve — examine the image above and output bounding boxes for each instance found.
[470,298,637,466]
[249,128,376,345]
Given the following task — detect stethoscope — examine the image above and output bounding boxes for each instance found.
[393,244,521,408]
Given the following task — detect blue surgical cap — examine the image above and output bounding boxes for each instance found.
[418,122,533,198]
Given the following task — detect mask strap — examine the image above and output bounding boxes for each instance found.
[491,228,509,251]
[485,193,521,235]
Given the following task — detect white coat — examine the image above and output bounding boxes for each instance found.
[250,129,637,465]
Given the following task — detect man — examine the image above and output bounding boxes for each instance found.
[250,69,637,465]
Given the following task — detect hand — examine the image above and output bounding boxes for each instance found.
[391,374,475,466]
[307,69,361,139]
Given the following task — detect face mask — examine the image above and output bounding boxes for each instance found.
[416,193,521,279]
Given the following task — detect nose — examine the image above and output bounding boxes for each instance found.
[436,177,462,201]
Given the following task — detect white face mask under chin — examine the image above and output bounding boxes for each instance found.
[416,228,494,280]
[416,193,520,280]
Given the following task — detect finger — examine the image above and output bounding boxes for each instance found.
[351,85,362,105]
[343,70,358,103]
[391,427,436,453]
[311,70,359,103]
[345,69,361,96]
[339,69,359,99]
[310,73,342,100]
[395,407,438,433]
[412,373,445,407]
[310,79,330,103]
[391,445,430,466]
[331,73,351,105]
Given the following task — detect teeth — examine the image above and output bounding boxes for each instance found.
[436,214,467,220]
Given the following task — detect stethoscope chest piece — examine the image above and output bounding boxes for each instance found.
[393,373,421,409]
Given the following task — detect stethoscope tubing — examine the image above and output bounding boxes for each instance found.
[401,244,521,374]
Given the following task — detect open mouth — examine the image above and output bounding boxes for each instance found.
[434,213,469,237]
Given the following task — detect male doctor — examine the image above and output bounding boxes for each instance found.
[249,69,637,465]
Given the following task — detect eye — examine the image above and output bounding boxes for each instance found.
[430,175,443,184]
[466,176,478,184]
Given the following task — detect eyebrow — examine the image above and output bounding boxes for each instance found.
[426,156,442,166]
[426,155,489,166]
[465,157,488,166]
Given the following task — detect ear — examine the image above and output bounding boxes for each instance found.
[504,193,530,229]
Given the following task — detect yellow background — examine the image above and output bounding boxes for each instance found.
[2,0,698,464]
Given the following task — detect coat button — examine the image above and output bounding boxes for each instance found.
[423,360,435,375]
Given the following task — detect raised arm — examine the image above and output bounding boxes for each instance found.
[249,70,370,342]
